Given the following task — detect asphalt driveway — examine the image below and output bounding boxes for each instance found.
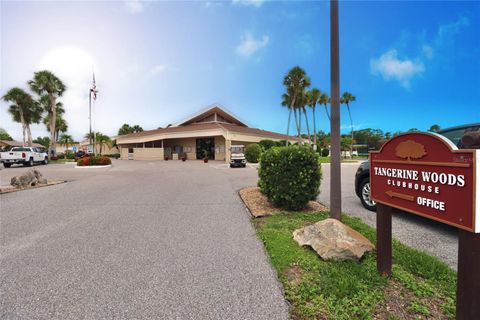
[0,160,288,320]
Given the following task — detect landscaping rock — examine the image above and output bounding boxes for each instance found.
[293,218,375,261]
[10,169,47,188]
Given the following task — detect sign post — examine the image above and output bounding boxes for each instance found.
[369,132,479,319]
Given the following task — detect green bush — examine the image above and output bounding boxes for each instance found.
[258,139,276,151]
[245,143,263,163]
[258,145,322,210]
[321,148,330,157]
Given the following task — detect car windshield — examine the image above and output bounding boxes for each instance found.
[11,147,30,151]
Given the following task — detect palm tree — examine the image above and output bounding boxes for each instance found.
[58,134,73,159]
[283,66,311,144]
[132,125,143,133]
[319,93,330,121]
[118,124,133,135]
[2,87,42,146]
[340,92,356,158]
[306,88,321,148]
[281,89,294,143]
[95,133,112,154]
[298,90,311,143]
[28,70,66,159]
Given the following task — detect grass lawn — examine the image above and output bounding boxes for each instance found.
[253,212,456,319]
[49,159,75,164]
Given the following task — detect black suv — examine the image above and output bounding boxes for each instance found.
[354,123,480,211]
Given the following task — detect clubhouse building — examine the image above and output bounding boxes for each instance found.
[116,105,300,162]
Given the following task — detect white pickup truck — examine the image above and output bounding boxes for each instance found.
[0,147,48,168]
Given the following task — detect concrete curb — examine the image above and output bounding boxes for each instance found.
[74,164,112,169]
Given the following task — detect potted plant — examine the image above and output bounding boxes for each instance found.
[164,155,169,161]
[203,150,209,163]
[181,153,187,162]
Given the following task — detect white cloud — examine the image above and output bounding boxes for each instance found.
[232,0,264,8]
[123,0,144,14]
[421,45,434,59]
[149,65,166,76]
[370,50,425,88]
[236,33,270,58]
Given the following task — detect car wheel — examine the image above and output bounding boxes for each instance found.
[359,179,376,211]
[26,158,34,167]
[43,157,48,165]
[4,163,11,168]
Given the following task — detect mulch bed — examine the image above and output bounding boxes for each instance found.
[239,187,329,218]
[0,180,66,194]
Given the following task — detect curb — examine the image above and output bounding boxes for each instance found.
[74,164,112,169]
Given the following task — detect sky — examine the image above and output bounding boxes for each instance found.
[1,0,479,142]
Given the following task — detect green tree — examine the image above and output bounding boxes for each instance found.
[340,92,356,158]
[131,125,143,133]
[118,124,133,135]
[306,88,321,148]
[2,87,42,146]
[281,89,295,144]
[33,136,50,149]
[28,70,66,159]
[283,66,311,143]
[58,134,74,159]
[319,93,330,121]
[428,124,441,132]
[0,128,13,141]
[95,133,112,154]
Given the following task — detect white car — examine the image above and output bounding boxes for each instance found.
[0,147,48,168]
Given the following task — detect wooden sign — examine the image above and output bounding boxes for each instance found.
[370,132,479,233]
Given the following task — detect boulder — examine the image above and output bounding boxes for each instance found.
[10,169,47,188]
[293,218,375,261]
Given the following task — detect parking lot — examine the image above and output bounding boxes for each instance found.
[0,159,458,319]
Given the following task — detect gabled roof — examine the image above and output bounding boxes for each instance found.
[173,104,248,127]
[0,140,44,148]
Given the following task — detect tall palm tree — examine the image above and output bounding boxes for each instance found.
[2,87,42,146]
[283,66,311,144]
[95,133,112,154]
[58,134,73,159]
[28,70,66,159]
[306,88,321,148]
[340,92,356,158]
[44,112,68,143]
[297,90,311,142]
[281,89,294,143]
[319,93,330,121]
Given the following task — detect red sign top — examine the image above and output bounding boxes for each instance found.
[370,132,479,233]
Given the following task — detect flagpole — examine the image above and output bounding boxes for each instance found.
[89,89,92,147]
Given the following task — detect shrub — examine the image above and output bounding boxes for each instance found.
[245,143,263,163]
[56,153,64,159]
[50,156,58,161]
[66,151,76,159]
[258,140,276,151]
[258,145,322,210]
[321,148,330,157]
[76,155,111,166]
[105,153,120,159]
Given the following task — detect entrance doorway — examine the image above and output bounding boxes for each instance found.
[196,138,215,160]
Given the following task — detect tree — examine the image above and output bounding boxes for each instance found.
[428,124,441,132]
[131,125,143,133]
[95,132,112,154]
[306,88,321,148]
[283,66,311,144]
[319,93,330,121]
[58,134,74,159]
[0,128,13,141]
[118,124,133,135]
[33,136,50,149]
[2,87,42,146]
[340,92,356,158]
[28,70,66,159]
[281,89,294,142]
[408,128,420,132]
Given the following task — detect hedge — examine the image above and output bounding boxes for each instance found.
[77,155,112,166]
[245,143,263,163]
[258,145,322,210]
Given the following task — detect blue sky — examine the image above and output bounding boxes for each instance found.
[1,0,479,141]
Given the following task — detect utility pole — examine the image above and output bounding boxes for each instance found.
[330,0,342,220]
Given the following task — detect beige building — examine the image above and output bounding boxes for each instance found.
[116,105,299,162]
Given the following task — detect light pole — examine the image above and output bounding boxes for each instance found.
[330,0,342,220]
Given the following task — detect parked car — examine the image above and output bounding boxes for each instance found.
[0,147,48,168]
[354,123,480,211]
[75,150,87,161]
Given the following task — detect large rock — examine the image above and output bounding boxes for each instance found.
[293,218,375,261]
[10,169,47,188]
